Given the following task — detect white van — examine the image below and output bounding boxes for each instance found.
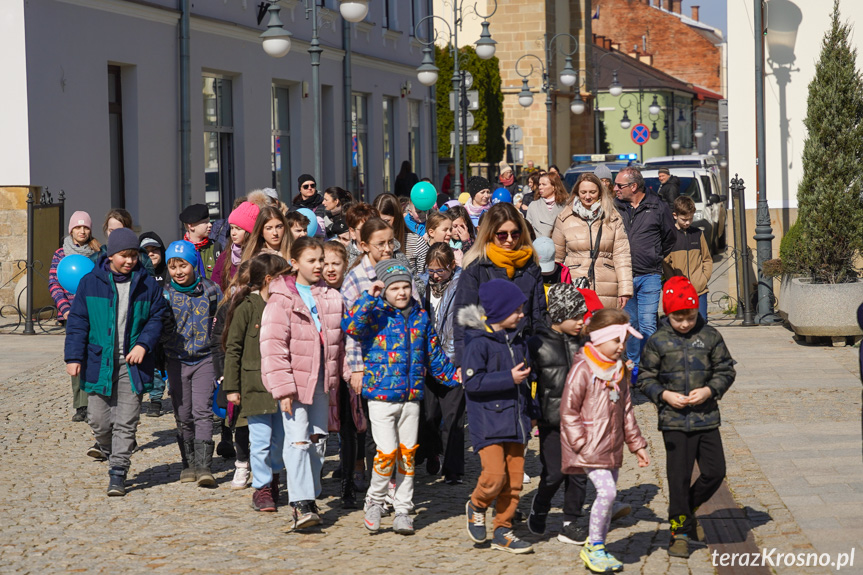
[641,167,727,254]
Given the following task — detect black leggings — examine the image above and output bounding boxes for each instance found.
[532,426,587,522]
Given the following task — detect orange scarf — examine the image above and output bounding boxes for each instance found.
[486,244,533,279]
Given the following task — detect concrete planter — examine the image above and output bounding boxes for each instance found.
[784,277,863,338]
[776,274,795,320]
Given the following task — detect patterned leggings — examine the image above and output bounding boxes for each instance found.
[587,468,619,544]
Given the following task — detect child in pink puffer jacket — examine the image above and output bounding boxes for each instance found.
[260,237,351,531]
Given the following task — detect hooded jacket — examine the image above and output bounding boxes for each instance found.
[161,276,222,362]
[614,192,677,277]
[64,255,166,396]
[662,226,713,295]
[138,232,167,287]
[527,325,584,428]
[342,291,456,403]
[459,305,540,451]
[636,316,735,432]
[260,275,349,404]
[560,349,647,473]
[452,255,548,367]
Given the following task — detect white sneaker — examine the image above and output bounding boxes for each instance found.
[523,472,531,484]
[230,461,251,490]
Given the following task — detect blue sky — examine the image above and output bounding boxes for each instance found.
[681,0,727,38]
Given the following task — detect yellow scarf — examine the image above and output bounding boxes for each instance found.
[486,244,533,278]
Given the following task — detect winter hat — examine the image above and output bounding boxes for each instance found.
[658,167,670,175]
[577,288,604,322]
[329,217,349,236]
[479,278,527,324]
[467,176,490,199]
[106,228,138,257]
[262,188,280,203]
[297,174,316,190]
[533,237,556,273]
[179,203,209,225]
[594,164,613,181]
[139,236,160,250]
[165,240,198,268]
[68,211,92,234]
[228,201,260,234]
[547,284,588,324]
[499,161,513,175]
[374,259,413,291]
[662,276,699,315]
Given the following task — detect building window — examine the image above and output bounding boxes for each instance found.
[351,93,369,201]
[272,85,291,200]
[410,0,421,36]
[409,100,421,176]
[382,97,396,194]
[203,76,235,219]
[108,66,125,209]
[383,0,392,29]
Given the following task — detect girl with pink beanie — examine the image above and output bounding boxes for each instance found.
[213,201,260,292]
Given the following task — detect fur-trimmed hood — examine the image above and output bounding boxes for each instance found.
[457,304,489,331]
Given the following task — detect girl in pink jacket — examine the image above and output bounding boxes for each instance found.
[560,308,650,574]
[260,237,350,531]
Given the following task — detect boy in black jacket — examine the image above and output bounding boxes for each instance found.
[637,276,735,558]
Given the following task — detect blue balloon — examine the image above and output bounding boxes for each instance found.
[297,208,319,236]
[57,254,95,294]
[492,188,512,205]
[410,182,437,211]
[212,382,226,419]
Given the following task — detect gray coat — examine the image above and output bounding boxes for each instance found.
[525,199,565,238]
[424,268,461,360]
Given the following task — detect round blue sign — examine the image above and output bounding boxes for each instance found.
[631,124,650,145]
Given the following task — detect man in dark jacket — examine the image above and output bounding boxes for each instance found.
[614,166,677,368]
[657,168,681,207]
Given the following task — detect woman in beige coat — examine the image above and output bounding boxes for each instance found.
[552,173,633,309]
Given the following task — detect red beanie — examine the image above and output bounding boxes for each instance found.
[662,276,699,315]
[577,288,604,322]
[228,201,260,234]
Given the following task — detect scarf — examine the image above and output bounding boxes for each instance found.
[543,195,557,211]
[183,233,209,252]
[171,275,201,293]
[63,235,96,258]
[486,244,533,279]
[101,257,132,283]
[573,200,603,222]
[499,173,515,187]
[465,199,489,218]
[429,271,455,299]
[582,342,624,400]
[293,193,322,210]
[231,242,243,266]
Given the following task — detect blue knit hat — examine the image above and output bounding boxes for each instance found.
[164,240,198,268]
[479,279,527,324]
[106,228,138,256]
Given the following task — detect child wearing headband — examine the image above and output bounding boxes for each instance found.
[560,308,650,574]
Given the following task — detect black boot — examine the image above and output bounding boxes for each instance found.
[107,467,126,496]
[216,424,236,459]
[195,439,216,487]
[340,473,357,509]
[177,436,196,483]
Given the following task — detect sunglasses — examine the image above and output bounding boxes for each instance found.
[302,183,316,189]
[495,230,521,242]
[613,181,634,189]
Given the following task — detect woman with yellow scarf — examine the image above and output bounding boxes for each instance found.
[451,203,549,370]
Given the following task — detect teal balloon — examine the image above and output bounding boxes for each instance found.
[297,208,319,236]
[410,182,437,211]
[57,254,95,294]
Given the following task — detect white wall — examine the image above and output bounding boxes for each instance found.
[13,0,430,244]
[0,0,31,185]
[727,0,863,211]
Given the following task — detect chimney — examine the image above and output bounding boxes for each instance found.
[594,34,605,47]
[664,0,673,10]
[691,5,700,20]
[671,0,681,13]
[639,53,654,66]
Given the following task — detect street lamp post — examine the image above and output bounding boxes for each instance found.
[261,0,369,188]
[415,1,498,198]
[513,34,578,168]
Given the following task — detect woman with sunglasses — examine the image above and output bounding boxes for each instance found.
[552,173,632,310]
[292,174,326,219]
[452,203,548,370]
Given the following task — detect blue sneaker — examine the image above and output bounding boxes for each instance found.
[580,542,623,573]
[490,527,534,554]
[465,500,487,543]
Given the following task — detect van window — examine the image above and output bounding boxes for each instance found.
[700,175,712,197]
[644,177,703,203]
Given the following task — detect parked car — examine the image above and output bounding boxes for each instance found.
[641,167,727,255]
[562,153,641,192]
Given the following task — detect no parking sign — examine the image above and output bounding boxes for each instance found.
[631,124,650,146]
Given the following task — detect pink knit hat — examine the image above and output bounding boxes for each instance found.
[228,201,260,234]
[68,211,92,234]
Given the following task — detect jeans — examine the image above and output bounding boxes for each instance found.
[149,370,167,403]
[281,386,329,503]
[88,357,142,470]
[248,412,285,489]
[366,400,420,515]
[698,293,708,322]
[624,274,663,365]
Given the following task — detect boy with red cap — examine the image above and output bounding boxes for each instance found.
[636,276,736,558]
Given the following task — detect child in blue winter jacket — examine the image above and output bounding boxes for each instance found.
[342,259,458,536]
[459,278,540,555]
[64,228,166,496]
[161,240,223,487]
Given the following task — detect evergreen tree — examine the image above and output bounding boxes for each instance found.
[795,0,863,283]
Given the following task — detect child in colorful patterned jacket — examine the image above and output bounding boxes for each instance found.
[342,258,458,536]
